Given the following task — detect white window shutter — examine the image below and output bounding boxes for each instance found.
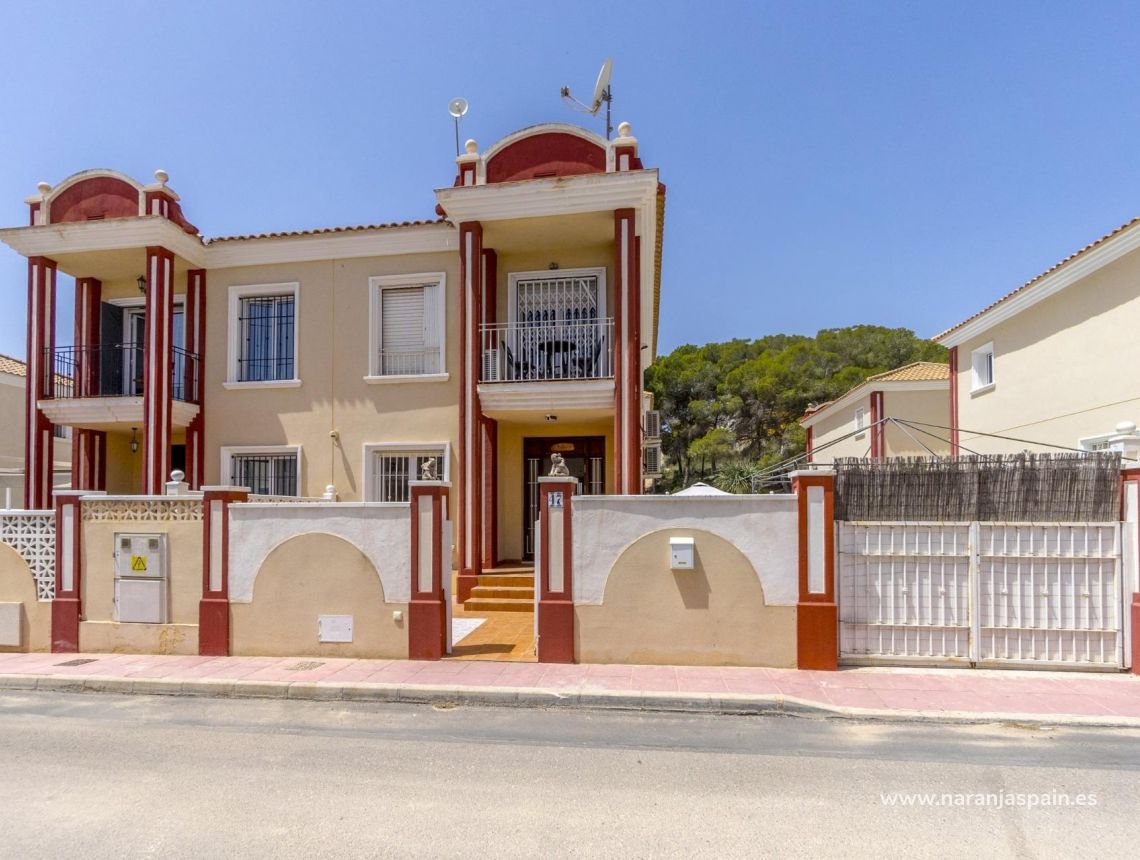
[422,284,439,348]
[381,286,426,350]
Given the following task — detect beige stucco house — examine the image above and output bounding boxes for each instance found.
[800,361,950,462]
[0,355,70,506]
[935,217,1140,456]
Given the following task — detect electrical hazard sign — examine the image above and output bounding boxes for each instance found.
[130,555,148,572]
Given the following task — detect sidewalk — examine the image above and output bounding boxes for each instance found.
[0,651,1138,728]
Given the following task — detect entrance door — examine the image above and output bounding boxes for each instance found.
[523,436,604,559]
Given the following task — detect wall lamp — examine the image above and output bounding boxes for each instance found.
[136,274,147,294]
[129,427,139,454]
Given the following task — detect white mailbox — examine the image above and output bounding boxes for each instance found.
[670,536,695,570]
[114,533,168,624]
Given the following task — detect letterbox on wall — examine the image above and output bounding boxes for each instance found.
[114,534,169,624]
[669,536,695,570]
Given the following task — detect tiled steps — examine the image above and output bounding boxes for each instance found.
[464,570,535,613]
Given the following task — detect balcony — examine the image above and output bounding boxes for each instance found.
[38,344,201,429]
[477,319,616,416]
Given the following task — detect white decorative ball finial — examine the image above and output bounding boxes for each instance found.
[36,182,51,196]
[464,139,478,155]
[617,121,632,139]
[154,169,169,185]
[170,469,185,482]
[1116,420,1137,435]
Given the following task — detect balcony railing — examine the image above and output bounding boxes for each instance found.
[47,344,201,403]
[375,347,442,377]
[480,319,614,383]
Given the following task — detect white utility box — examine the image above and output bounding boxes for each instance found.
[669,536,695,570]
[0,602,21,647]
[318,615,353,643]
[114,533,168,624]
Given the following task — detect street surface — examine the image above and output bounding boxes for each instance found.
[0,692,1137,858]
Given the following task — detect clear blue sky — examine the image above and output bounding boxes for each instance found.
[2,1,1139,359]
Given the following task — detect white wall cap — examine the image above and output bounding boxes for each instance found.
[409,480,453,489]
[201,485,252,493]
[538,476,579,485]
[788,468,837,479]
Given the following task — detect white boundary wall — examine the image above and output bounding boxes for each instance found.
[571,495,799,606]
[228,503,410,604]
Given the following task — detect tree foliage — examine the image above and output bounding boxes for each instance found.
[644,325,946,491]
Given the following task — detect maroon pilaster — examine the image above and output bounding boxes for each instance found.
[409,482,450,660]
[792,470,838,670]
[869,390,885,460]
[72,276,105,490]
[481,417,498,568]
[51,491,86,653]
[948,347,959,455]
[1123,469,1140,676]
[185,269,207,489]
[142,246,175,494]
[25,256,57,509]
[457,221,483,601]
[199,487,248,656]
[537,477,576,663]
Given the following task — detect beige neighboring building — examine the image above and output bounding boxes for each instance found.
[0,355,70,507]
[935,217,1140,456]
[800,362,950,462]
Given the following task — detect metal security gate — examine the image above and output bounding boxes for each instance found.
[838,522,1124,669]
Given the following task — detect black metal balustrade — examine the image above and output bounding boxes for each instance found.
[479,319,614,383]
[47,344,201,403]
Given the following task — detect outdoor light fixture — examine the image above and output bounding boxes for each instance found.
[136,274,147,294]
[129,428,139,454]
[545,414,558,422]
[548,262,559,270]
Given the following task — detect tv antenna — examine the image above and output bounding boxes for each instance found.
[560,58,613,139]
[448,97,469,156]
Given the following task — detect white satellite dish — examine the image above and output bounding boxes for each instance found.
[448,97,469,156]
[560,58,614,138]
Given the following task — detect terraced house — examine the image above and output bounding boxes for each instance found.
[0,121,666,600]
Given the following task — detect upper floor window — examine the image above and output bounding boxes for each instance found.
[971,342,995,392]
[854,406,866,437]
[368,274,446,381]
[226,283,300,387]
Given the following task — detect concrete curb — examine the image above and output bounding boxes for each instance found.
[0,672,1137,729]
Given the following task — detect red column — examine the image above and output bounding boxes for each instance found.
[480,248,498,568]
[869,390,885,461]
[805,426,814,464]
[25,256,57,509]
[185,269,207,489]
[948,346,960,456]
[536,476,576,663]
[1123,469,1140,676]
[614,209,642,494]
[200,487,248,656]
[143,246,175,494]
[72,277,106,491]
[792,469,838,670]
[457,222,483,600]
[51,490,86,652]
[409,482,450,660]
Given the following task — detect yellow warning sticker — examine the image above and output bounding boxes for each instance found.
[130,555,147,572]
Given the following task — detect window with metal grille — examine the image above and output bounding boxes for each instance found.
[239,295,295,382]
[369,448,446,502]
[230,452,299,496]
[376,284,440,376]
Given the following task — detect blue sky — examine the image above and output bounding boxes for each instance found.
[2,1,1139,359]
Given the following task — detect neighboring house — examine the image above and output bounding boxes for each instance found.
[0,354,70,506]
[935,217,1140,456]
[800,362,950,462]
[0,121,665,598]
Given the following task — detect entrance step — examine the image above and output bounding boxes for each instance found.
[477,573,535,588]
[471,585,534,600]
[462,597,534,613]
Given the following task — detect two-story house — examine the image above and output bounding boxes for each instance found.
[0,121,665,601]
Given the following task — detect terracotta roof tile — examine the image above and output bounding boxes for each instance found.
[0,354,27,377]
[934,216,1140,341]
[204,218,449,244]
[867,361,950,383]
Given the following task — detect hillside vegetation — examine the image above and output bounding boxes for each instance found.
[644,325,947,492]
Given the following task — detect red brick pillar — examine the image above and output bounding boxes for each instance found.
[199,486,248,656]
[537,476,576,663]
[457,221,484,601]
[73,276,106,491]
[142,246,175,494]
[51,490,93,652]
[25,256,57,510]
[792,469,838,670]
[409,481,450,660]
[185,268,207,490]
[1122,469,1140,675]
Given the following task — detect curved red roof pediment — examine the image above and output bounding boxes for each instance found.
[484,129,606,183]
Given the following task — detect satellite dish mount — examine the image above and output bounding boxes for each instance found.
[560,58,614,139]
[448,97,469,156]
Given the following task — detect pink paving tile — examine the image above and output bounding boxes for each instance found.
[722,676,781,695]
[819,687,888,709]
[585,664,634,678]
[581,675,635,691]
[776,681,828,701]
[673,676,728,693]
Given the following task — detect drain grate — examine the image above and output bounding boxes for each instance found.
[286,661,325,672]
[55,658,97,667]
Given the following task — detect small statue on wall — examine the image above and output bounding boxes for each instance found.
[549,453,570,477]
[420,457,439,481]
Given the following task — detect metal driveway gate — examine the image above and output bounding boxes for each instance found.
[838,522,1123,669]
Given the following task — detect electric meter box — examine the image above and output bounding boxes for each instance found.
[114,533,168,624]
[670,536,695,570]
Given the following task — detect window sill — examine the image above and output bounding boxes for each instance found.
[223,379,303,390]
[970,382,995,397]
[364,373,450,385]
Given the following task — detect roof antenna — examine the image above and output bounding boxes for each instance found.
[448,97,469,156]
[560,58,613,139]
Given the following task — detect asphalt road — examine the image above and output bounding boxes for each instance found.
[0,692,1137,859]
